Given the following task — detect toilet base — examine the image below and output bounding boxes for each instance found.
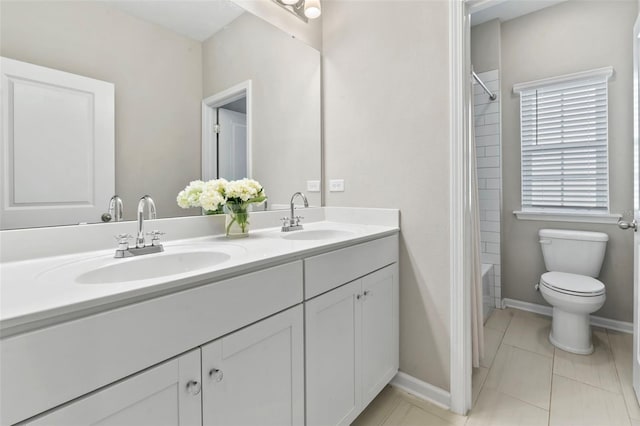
[549,307,594,355]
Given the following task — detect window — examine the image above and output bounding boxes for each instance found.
[514,67,613,214]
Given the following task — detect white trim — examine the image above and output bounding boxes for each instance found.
[449,0,471,417]
[513,211,622,225]
[513,66,614,93]
[201,80,253,181]
[390,372,451,410]
[467,0,506,14]
[502,298,633,334]
[632,12,640,404]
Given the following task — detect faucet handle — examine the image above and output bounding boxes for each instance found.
[294,216,304,225]
[114,233,133,250]
[280,217,289,226]
[146,230,165,246]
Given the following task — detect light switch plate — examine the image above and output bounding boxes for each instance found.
[329,179,345,192]
[306,180,321,192]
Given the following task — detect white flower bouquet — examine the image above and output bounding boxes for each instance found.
[177,179,228,214]
[177,178,267,236]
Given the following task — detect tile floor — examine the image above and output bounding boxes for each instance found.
[354,308,638,426]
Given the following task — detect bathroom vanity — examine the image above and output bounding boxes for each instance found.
[0,208,399,425]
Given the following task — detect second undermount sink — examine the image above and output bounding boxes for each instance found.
[75,251,231,284]
[280,229,356,241]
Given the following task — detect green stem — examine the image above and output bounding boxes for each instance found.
[226,214,237,235]
[226,203,249,235]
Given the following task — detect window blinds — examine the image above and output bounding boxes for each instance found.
[516,68,612,212]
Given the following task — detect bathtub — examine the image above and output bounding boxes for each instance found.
[481,263,495,323]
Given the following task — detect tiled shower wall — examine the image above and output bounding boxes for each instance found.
[474,69,502,308]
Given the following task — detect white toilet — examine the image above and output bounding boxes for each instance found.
[538,229,608,355]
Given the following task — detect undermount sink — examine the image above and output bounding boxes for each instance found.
[75,251,231,284]
[36,246,241,286]
[280,229,356,241]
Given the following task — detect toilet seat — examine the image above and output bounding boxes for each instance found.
[540,271,605,297]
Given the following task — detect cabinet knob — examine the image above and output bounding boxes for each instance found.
[364,290,371,296]
[186,380,201,396]
[209,368,224,382]
[356,294,362,300]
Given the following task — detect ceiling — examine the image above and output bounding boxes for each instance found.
[105,0,246,42]
[470,0,568,27]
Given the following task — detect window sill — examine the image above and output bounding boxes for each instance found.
[513,210,622,225]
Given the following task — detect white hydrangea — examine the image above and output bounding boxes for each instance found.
[176,180,205,208]
[205,178,228,194]
[199,178,228,212]
[177,178,266,211]
[200,188,225,212]
[225,178,262,202]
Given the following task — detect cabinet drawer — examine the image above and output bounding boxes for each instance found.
[1,261,302,425]
[304,234,398,299]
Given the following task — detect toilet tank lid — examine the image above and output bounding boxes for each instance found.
[538,229,609,242]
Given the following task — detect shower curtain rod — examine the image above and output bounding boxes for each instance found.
[472,71,497,101]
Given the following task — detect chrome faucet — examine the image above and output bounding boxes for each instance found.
[110,195,123,221]
[114,195,164,258]
[281,192,309,232]
[101,195,123,222]
[137,195,157,248]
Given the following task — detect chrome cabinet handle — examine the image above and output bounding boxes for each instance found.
[209,368,224,382]
[186,380,201,396]
[618,219,637,231]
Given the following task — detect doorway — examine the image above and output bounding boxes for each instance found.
[202,80,252,182]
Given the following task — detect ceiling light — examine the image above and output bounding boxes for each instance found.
[303,0,321,19]
[272,0,321,22]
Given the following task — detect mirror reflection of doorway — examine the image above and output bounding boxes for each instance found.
[202,80,252,183]
[217,97,247,180]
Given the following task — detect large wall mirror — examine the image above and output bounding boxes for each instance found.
[0,0,321,230]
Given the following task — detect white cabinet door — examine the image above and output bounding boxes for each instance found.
[361,265,399,407]
[201,305,304,426]
[26,350,202,426]
[305,280,362,426]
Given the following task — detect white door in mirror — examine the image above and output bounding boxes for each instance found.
[0,57,115,230]
[218,108,247,180]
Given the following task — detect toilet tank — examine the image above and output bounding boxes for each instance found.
[538,229,608,277]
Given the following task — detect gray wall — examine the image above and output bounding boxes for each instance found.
[323,0,452,390]
[470,19,500,73]
[1,1,203,221]
[501,0,637,322]
[202,12,321,208]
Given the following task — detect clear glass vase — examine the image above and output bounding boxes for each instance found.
[225,202,250,238]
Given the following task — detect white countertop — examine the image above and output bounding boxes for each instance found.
[1,219,398,335]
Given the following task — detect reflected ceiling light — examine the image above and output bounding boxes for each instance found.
[303,0,321,19]
[272,0,321,22]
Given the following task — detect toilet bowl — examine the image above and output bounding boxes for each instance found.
[538,229,608,355]
[538,271,605,354]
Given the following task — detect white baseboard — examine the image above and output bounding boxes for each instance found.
[390,371,451,410]
[502,298,633,334]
